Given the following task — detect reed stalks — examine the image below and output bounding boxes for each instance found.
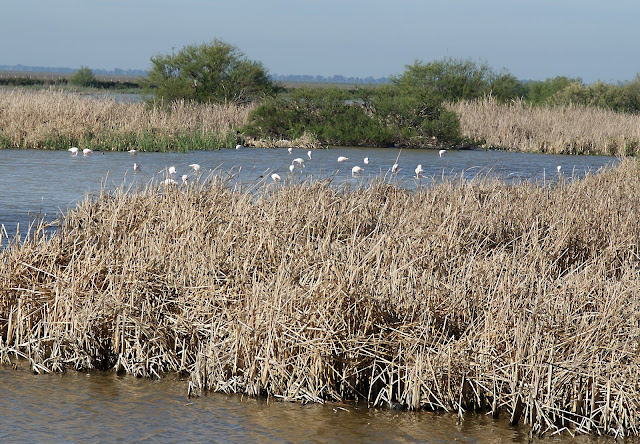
[1,159,640,437]
[450,96,640,156]
[0,88,253,151]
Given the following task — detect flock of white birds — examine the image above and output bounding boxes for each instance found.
[68,144,565,186]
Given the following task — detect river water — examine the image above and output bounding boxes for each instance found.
[0,366,613,443]
[0,146,618,240]
[0,147,621,442]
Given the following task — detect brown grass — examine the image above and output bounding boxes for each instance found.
[451,97,640,156]
[0,88,253,149]
[1,159,640,437]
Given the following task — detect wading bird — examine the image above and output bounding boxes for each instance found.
[83,148,93,156]
[439,149,447,157]
[392,163,399,174]
[162,178,177,185]
[307,150,312,160]
[133,163,141,172]
[68,147,79,156]
[236,144,243,150]
[364,157,369,165]
[289,164,295,173]
[352,166,364,176]
[128,149,137,155]
[271,173,281,181]
[168,166,176,178]
[557,165,562,173]
[337,156,348,162]
[415,164,424,178]
[292,158,305,168]
[189,163,201,173]
[288,147,293,155]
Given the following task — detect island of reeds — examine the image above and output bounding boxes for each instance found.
[1,159,640,437]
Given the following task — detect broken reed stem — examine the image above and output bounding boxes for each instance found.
[1,159,640,437]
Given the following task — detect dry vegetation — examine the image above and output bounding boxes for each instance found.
[0,88,253,150]
[451,97,640,156]
[1,159,640,437]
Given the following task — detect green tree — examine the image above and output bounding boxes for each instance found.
[144,39,279,104]
[69,66,97,87]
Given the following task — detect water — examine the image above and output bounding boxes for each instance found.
[0,147,618,240]
[0,366,613,443]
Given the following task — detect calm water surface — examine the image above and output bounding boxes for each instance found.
[0,147,618,238]
[0,367,615,443]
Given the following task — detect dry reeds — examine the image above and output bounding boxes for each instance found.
[451,96,640,156]
[1,159,640,437]
[0,88,253,150]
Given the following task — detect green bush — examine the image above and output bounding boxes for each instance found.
[144,39,279,105]
[68,66,97,87]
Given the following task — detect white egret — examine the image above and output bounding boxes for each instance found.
[128,149,137,155]
[557,165,562,173]
[288,147,293,155]
[68,147,79,156]
[289,164,295,173]
[162,178,177,185]
[439,149,447,157]
[352,166,364,176]
[83,148,93,155]
[235,144,243,149]
[415,164,424,178]
[181,174,189,184]
[189,163,201,172]
[337,156,348,162]
[392,163,399,174]
[364,157,369,165]
[133,163,141,172]
[271,173,281,181]
[292,158,305,168]
[307,150,312,160]
[168,166,176,178]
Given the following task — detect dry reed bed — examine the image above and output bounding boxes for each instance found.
[0,88,253,149]
[451,97,640,156]
[1,160,640,437]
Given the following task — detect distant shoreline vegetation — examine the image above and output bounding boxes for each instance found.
[2,54,640,155]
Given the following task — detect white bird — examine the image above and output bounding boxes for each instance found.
[189,163,201,172]
[128,149,137,155]
[364,157,369,165]
[337,156,348,163]
[83,148,93,156]
[182,174,189,184]
[307,150,312,160]
[557,165,562,173]
[236,144,242,150]
[352,166,364,176]
[68,147,79,156]
[133,163,141,172]
[415,164,424,177]
[271,173,281,182]
[289,164,295,173]
[439,149,447,157]
[162,178,177,185]
[168,166,176,178]
[292,158,305,168]
[288,147,293,155]
[392,163,399,174]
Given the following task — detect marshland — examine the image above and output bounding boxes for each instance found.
[2,56,640,440]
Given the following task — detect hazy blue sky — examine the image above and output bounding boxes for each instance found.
[2,0,639,83]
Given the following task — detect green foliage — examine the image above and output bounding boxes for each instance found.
[522,76,578,105]
[144,39,279,105]
[242,81,463,148]
[69,66,97,87]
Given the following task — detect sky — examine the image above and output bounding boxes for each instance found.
[2,0,639,83]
